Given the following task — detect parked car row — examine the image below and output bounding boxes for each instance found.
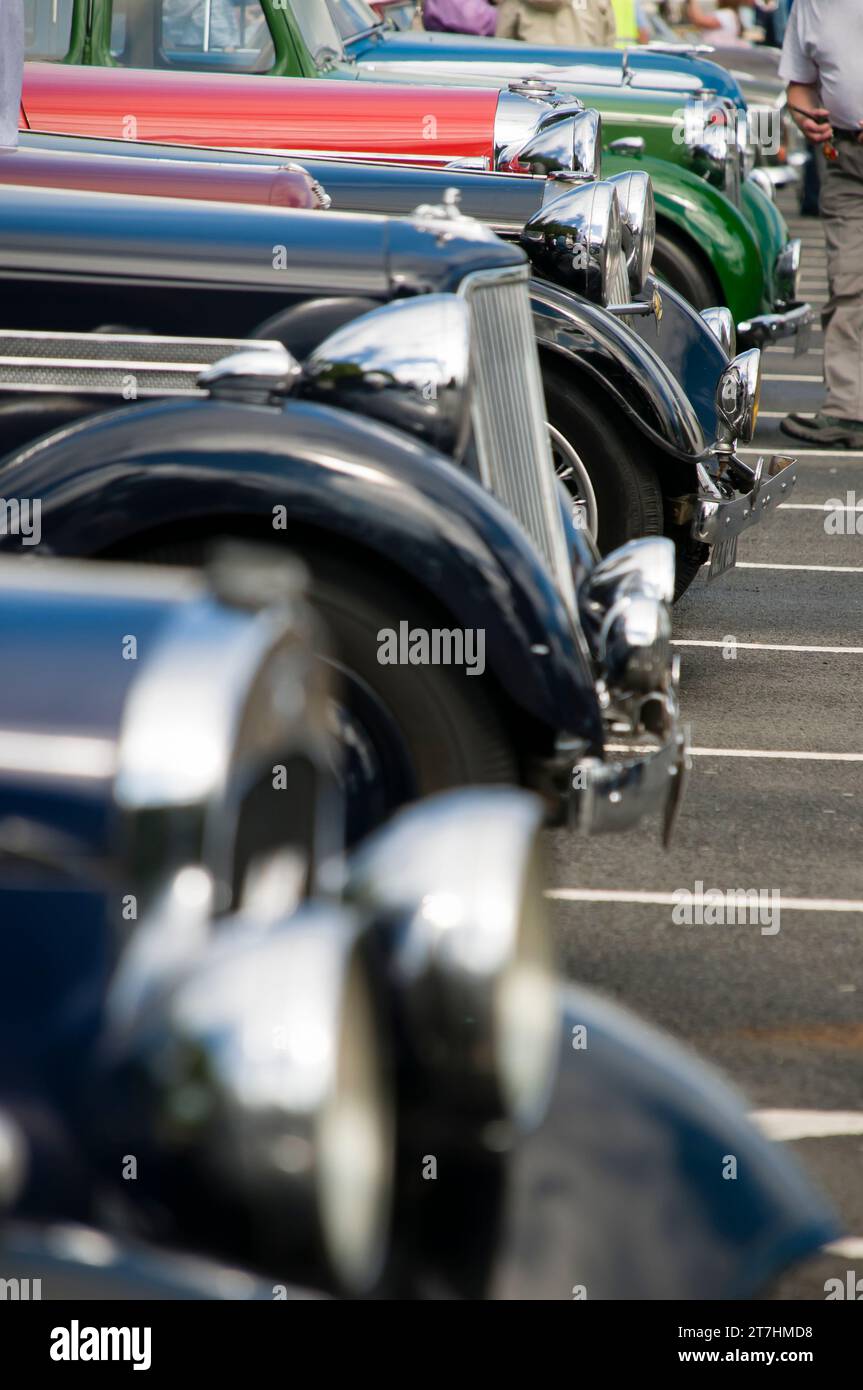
[0,0,836,1299]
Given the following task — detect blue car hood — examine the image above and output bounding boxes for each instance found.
[352,31,746,106]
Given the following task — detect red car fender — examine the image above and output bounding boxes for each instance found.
[21,63,499,164]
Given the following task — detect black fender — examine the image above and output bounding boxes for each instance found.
[483,983,839,1299]
[0,396,602,750]
[531,279,706,466]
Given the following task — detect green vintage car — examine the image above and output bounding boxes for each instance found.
[23,0,809,345]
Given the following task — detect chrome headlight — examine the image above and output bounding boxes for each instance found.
[775,239,802,304]
[605,170,656,294]
[102,894,395,1295]
[716,346,762,446]
[579,537,676,696]
[346,788,558,1133]
[303,295,472,460]
[520,180,623,304]
[700,306,736,359]
[496,89,602,180]
[684,98,739,202]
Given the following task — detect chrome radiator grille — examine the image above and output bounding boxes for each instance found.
[0,330,250,395]
[459,264,576,615]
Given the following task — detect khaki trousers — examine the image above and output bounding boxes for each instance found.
[820,139,863,421]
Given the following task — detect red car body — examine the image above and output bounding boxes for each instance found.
[0,144,320,210]
[21,63,500,165]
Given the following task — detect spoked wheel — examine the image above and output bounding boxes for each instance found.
[549,422,599,542]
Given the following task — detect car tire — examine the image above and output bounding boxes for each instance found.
[123,539,519,827]
[652,229,720,311]
[542,361,665,555]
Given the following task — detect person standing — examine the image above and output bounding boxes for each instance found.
[0,0,24,150]
[779,0,863,447]
[496,0,616,47]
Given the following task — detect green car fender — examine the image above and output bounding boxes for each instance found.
[741,179,789,311]
[604,152,766,323]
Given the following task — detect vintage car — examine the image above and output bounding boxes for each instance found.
[19,0,810,341]
[0,555,840,1298]
[0,179,698,842]
[9,131,801,593]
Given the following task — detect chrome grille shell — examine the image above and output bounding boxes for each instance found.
[457,263,576,616]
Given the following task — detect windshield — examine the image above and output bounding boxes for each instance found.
[24,0,74,59]
[324,0,382,43]
[291,0,349,60]
[109,1,276,73]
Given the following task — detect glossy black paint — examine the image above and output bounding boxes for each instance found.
[0,181,523,320]
[532,280,705,462]
[479,986,838,1300]
[0,397,602,750]
[633,275,727,442]
[16,135,723,450]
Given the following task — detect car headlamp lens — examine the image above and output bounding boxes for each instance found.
[346,788,559,1132]
[521,179,621,304]
[716,347,762,444]
[316,946,393,1292]
[606,171,656,294]
[303,295,472,461]
[101,901,394,1295]
[700,306,736,359]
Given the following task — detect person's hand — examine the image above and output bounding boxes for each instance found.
[794,106,833,144]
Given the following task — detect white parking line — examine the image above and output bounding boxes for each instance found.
[739,447,863,458]
[736,562,863,572]
[547,888,863,910]
[606,743,863,762]
[753,1111,863,1141]
[780,504,863,513]
[672,639,863,653]
[764,373,829,382]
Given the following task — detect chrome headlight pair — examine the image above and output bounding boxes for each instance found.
[715,346,762,448]
[520,170,654,303]
[99,790,555,1296]
[494,86,602,180]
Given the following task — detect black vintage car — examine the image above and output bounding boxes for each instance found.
[9,133,798,591]
[0,554,839,1300]
[0,180,685,844]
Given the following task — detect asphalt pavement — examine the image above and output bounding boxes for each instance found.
[549,195,863,1300]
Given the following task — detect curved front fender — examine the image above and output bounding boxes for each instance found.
[605,152,766,323]
[531,279,705,462]
[0,397,602,749]
[485,983,839,1299]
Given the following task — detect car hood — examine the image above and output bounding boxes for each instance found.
[351,29,745,104]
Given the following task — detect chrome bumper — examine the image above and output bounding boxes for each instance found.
[737,300,813,354]
[573,724,689,846]
[693,452,799,546]
[539,687,689,845]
